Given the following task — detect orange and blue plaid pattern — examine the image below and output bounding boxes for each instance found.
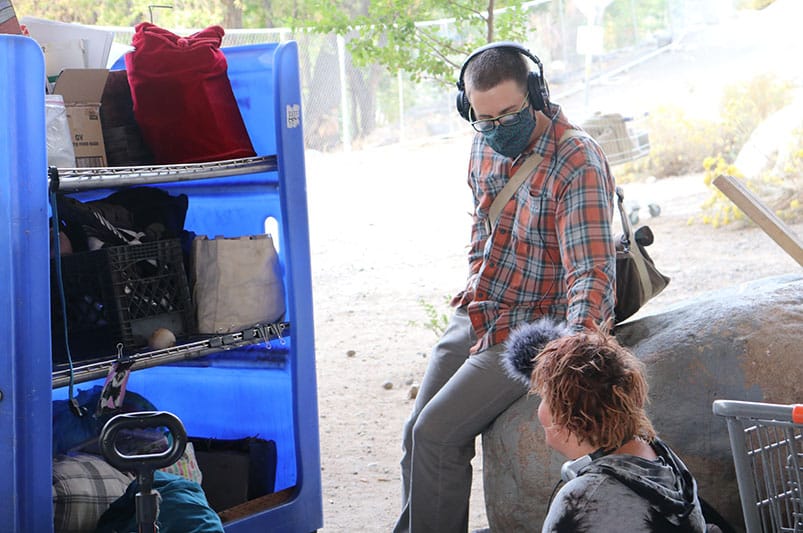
[454,104,616,353]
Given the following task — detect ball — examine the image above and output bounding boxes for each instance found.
[148,327,176,350]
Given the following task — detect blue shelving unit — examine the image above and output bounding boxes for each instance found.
[0,35,322,532]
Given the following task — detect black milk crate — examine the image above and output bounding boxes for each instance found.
[50,239,194,366]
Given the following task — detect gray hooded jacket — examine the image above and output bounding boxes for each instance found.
[542,438,706,532]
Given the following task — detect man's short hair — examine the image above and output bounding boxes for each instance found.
[531,329,656,451]
[464,47,529,95]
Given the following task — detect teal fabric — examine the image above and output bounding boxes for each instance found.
[95,471,223,533]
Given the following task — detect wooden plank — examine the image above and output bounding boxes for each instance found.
[713,174,803,267]
[218,487,295,523]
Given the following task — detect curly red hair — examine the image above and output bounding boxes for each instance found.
[530,328,655,451]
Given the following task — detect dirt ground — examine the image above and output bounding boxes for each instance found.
[304,3,803,530]
[304,136,802,532]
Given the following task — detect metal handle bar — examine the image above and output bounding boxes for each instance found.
[99,411,188,473]
[713,399,803,425]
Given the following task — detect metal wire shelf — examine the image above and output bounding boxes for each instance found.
[50,155,278,192]
[52,321,290,389]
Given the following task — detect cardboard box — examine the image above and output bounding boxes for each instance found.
[53,69,109,167]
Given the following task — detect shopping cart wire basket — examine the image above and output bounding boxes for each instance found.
[713,399,803,533]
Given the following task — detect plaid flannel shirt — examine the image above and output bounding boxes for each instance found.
[454,104,616,353]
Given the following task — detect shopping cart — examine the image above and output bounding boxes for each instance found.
[713,400,803,533]
[580,112,650,166]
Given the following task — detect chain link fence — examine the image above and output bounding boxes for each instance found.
[106,0,735,153]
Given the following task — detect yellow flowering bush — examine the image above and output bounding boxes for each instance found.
[622,71,800,227]
[698,132,803,227]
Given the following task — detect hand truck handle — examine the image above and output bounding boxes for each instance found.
[99,411,188,474]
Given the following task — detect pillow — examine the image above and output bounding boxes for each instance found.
[52,453,134,533]
[159,441,204,486]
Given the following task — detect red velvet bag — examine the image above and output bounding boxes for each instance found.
[125,23,255,164]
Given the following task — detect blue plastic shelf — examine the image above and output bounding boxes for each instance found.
[0,36,322,532]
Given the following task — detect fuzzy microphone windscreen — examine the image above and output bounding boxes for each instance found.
[502,317,571,386]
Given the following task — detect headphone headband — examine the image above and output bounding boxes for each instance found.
[455,41,549,120]
[456,41,544,91]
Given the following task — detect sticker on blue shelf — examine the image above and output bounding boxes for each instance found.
[286,104,300,129]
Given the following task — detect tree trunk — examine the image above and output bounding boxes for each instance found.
[222,0,243,28]
[487,0,495,42]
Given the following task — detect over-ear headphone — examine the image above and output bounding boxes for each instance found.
[455,41,549,122]
[560,447,609,482]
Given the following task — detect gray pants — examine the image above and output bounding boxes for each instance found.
[394,308,528,533]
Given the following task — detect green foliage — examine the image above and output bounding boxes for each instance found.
[603,0,669,50]
[695,74,798,228]
[623,73,794,182]
[622,105,724,179]
[717,73,793,160]
[288,0,532,86]
[409,297,451,339]
[698,156,747,227]
[16,0,217,27]
[14,0,315,30]
[697,128,802,229]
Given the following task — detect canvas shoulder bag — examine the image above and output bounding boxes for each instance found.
[613,186,670,323]
[486,129,669,324]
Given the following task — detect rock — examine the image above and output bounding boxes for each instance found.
[408,384,419,400]
[482,274,803,532]
[382,380,393,390]
[346,350,356,357]
[734,97,803,178]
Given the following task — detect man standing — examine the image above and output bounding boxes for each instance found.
[394,42,616,532]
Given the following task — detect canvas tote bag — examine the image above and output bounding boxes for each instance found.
[191,235,285,334]
[487,132,670,324]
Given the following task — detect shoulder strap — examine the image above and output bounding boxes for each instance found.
[615,186,633,248]
[487,153,543,232]
[616,186,653,298]
[487,129,587,232]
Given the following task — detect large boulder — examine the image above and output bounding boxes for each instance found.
[482,274,803,532]
[734,98,803,179]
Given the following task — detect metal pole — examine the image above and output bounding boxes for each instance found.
[398,69,405,143]
[558,0,569,66]
[584,52,591,117]
[336,34,351,152]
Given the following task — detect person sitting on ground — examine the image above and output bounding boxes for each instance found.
[524,325,707,532]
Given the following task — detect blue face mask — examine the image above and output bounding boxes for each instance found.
[482,108,537,158]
